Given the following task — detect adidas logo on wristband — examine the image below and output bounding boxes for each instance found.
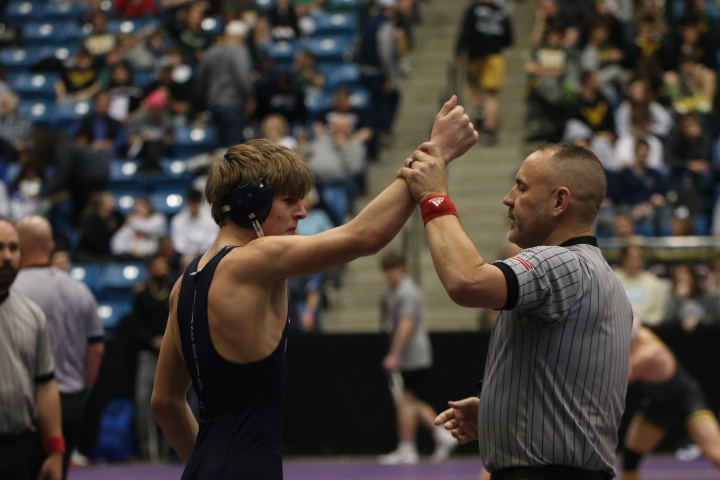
[429,197,445,207]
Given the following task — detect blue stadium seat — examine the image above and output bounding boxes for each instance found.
[18,100,55,125]
[4,162,22,183]
[304,90,333,121]
[134,69,156,89]
[55,99,93,130]
[10,73,60,101]
[97,299,133,334]
[108,160,145,190]
[320,62,360,90]
[36,45,77,63]
[42,1,89,20]
[255,0,276,11]
[23,21,66,45]
[348,86,370,109]
[173,125,219,157]
[325,0,362,12]
[101,262,147,292]
[109,186,147,215]
[149,189,186,217]
[301,36,353,62]
[150,159,194,192]
[0,47,38,73]
[311,12,358,36]
[70,263,103,296]
[4,1,43,25]
[108,17,158,35]
[262,40,299,71]
[201,16,223,37]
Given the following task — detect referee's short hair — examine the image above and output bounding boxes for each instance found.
[538,143,607,222]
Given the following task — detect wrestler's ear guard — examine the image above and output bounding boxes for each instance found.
[222,174,274,237]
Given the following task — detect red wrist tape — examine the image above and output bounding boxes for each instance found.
[44,436,66,455]
[420,195,457,225]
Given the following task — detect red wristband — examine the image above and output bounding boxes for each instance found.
[420,195,457,225]
[44,436,66,455]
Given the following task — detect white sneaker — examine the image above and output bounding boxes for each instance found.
[378,448,419,465]
[430,429,459,463]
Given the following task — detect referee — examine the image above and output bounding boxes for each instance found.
[399,143,633,480]
[14,216,104,478]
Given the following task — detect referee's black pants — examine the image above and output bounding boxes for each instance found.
[491,466,611,480]
[61,392,84,479]
[0,430,41,480]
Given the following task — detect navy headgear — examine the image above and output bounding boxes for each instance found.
[221,174,275,231]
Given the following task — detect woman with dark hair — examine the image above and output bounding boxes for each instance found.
[664,263,720,333]
[615,78,673,138]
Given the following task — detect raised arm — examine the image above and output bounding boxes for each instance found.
[240,96,478,281]
[397,145,507,308]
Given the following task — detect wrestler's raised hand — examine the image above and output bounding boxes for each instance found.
[430,95,478,165]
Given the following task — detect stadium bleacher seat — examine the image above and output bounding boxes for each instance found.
[201,16,223,37]
[97,299,133,335]
[262,40,299,71]
[55,99,92,130]
[302,36,353,62]
[108,17,158,35]
[10,73,60,101]
[0,47,37,73]
[109,160,145,190]
[101,262,147,293]
[320,62,360,90]
[110,186,146,215]
[23,21,67,45]
[36,45,76,63]
[19,100,55,125]
[149,189,185,217]
[255,0,276,11]
[311,12,358,36]
[134,69,156,89]
[42,1,89,21]
[151,159,194,192]
[70,263,103,296]
[174,125,219,157]
[324,0,362,13]
[4,1,43,25]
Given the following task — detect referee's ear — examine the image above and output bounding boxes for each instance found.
[552,187,571,216]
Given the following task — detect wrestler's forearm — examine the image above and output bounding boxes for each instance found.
[154,400,198,463]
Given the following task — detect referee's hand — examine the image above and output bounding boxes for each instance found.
[434,397,480,444]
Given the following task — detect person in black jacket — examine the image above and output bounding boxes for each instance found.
[454,0,513,145]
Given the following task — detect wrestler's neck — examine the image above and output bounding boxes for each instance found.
[213,222,265,250]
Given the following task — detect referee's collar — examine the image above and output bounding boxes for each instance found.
[559,236,598,247]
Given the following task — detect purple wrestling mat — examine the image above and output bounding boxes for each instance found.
[67,456,720,480]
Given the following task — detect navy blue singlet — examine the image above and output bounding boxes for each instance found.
[177,246,288,480]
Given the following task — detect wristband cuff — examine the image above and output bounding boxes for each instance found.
[420,195,458,225]
[44,436,66,455]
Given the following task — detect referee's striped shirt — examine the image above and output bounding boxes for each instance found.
[480,236,632,476]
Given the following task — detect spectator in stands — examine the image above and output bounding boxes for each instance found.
[615,78,673,139]
[288,272,323,332]
[304,114,366,224]
[314,85,374,146]
[170,188,218,258]
[529,0,582,48]
[610,139,669,235]
[613,212,643,244]
[562,71,615,166]
[0,91,32,164]
[82,11,119,60]
[664,263,719,333]
[7,163,44,220]
[291,49,325,95]
[256,70,308,131]
[102,61,144,123]
[165,2,213,64]
[624,15,664,74]
[580,22,625,102]
[359,0,401,151]
[55,49,102,103]
[195,20,255,147]
[110,197,167,259]
[128,91,174,173]
[220,0,265,34]
[132,255,173,461]
[615,245,667,326]
[524,26,578,142]
[664,114,715,216]
[156,235,183,282]
[611,114,663,171]
[662,16,717,72]
[671,213,696,236]
[50,250,71,272]
[297,187,334,236]
[261,114,298,150]
[453,0,513,146]
[14,215,105,478]
[75,190,125,263]
[72,91,127,155]
[115,0,157,17]
[663,55,716,115]
[266,0,301,41]
[713,198,720,238]
[142,57,193,125]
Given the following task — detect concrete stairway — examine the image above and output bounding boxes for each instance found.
[322,0,534,332]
